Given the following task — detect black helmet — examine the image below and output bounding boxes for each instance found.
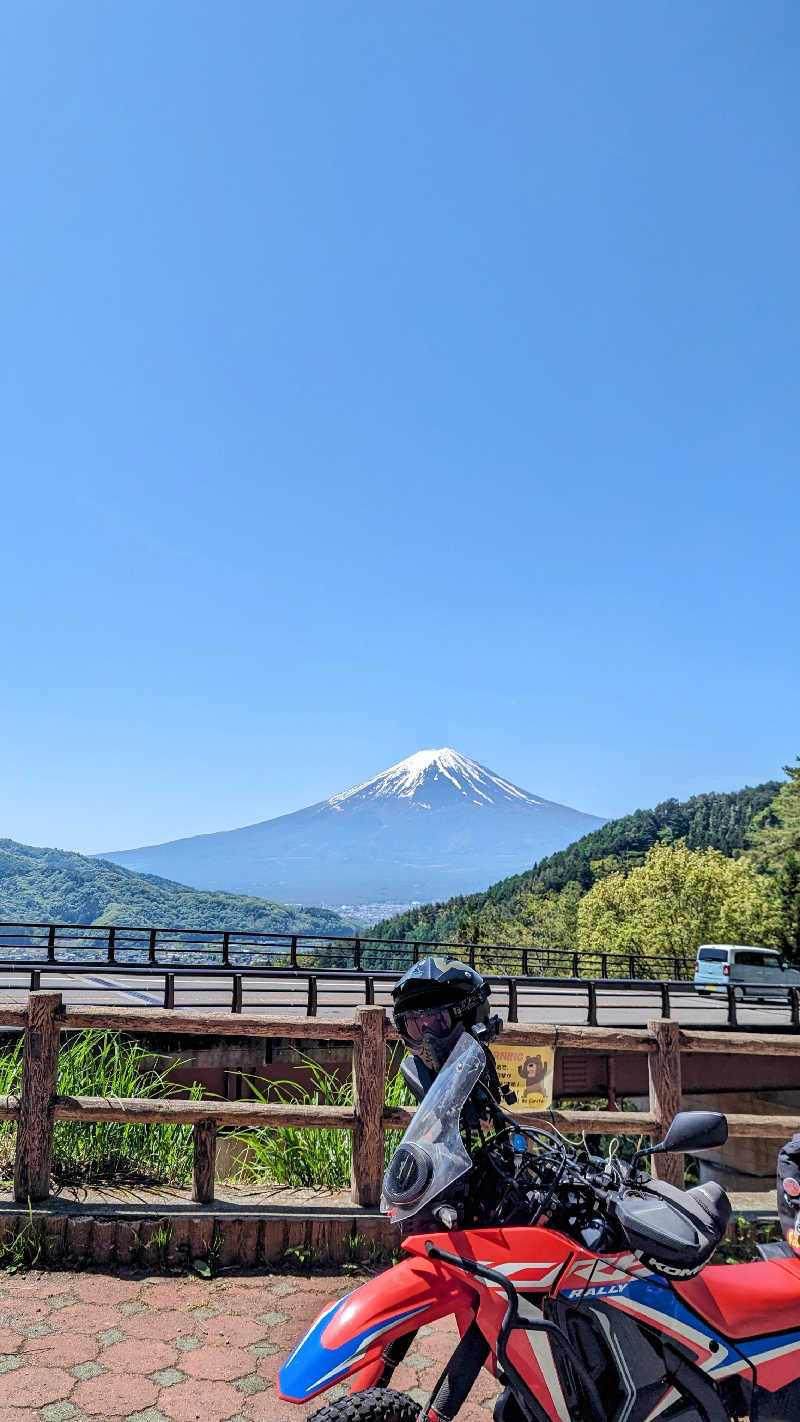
[392,956,490,1071]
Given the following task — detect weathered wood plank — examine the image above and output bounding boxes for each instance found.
[61,1004,361,1039]
[14,992,63,1202]
[192,1119,217,1205]
[724,1114,800,1138]
[498,1022,653,1053]
[648,1018,683,1186]
[679,1029,800,1055]
[0,1007,26,1027]
[351,1005,386,1207]
[52,1095,357,1128]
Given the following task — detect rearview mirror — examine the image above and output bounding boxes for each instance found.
[660,1110,728,1154]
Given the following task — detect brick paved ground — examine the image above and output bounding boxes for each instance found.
[0,1270,501,1421]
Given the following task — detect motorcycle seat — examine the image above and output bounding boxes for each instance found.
[675,1255,800,1340]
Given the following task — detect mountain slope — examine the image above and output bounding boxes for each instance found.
[368,780,782,943]
[0,839,352,934]
[99,748,607,907]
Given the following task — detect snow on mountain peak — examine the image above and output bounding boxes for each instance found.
[329,747,542,809]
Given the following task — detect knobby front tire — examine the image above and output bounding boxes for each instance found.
[309,1387,421,1422]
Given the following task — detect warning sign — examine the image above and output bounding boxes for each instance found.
[491,1044,554,1112]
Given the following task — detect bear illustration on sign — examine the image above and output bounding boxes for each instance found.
[517,1054,548,1092]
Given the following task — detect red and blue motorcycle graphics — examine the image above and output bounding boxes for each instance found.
[278,1226,800,1418]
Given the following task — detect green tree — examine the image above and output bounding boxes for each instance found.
[577,841,778,968]
[747,760,800,958]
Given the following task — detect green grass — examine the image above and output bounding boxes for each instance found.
[0,1030,204,1186]
[232,1050,414,1190]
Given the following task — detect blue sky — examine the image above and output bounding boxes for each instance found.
[2,2,798,854]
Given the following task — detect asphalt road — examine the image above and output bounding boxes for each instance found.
[0,971,791,1029]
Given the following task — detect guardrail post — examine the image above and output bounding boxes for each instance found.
[351,1005,386,1207]
[522,948,529,977]
[660,982,670,1017]
[353,938,361,970]
[47,926,56,963]
[163,974,175,1010]
[600,953,609,979]
[507,979,518,1023]
[148,928,157,965]
[30,970,40,991]
[791,987,800,1029]
[572,952,579,979]
[587,981,598,1026]
[307,977,318,1017]
[108,927,116,964]
[232,976,243,1014]
[726,983,737,1028]
[192,1119,217,1204]
[412,942,420,963]
[290,935,298,969]
[221,932,230,966]
[14,991,63,1202]
[647,1017,683,1187]
[365,977,375,1004]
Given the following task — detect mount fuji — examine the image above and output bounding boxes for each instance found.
[99,749,606,914]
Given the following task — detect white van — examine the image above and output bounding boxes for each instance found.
[694,944,800,1001]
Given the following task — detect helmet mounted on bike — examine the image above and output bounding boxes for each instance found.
[392,956,491,1072]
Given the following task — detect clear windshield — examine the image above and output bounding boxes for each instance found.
[381,1031,485,1223]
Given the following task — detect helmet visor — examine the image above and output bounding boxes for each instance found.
[397,1005,455,1045]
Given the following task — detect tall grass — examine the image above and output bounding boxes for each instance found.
[232,1052,414,1190]
[0,1031,203,1185]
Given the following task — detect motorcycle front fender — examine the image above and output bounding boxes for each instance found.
[277,1252,478,1404]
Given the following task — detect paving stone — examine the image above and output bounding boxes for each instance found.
[0,1355,23,1373]
[247,1343,278,1358]
[73,1277,142,1307]
[0,1328,22,1351]
[23,1333,100,1369]
[185,1307,215,1321]
[201,1315,267,1348]
[233,1373,267,1395]
[404,1350,434,1369]
[98,1328,127,1345]
[2,1365,74,1408]
[173,1335,203,1352]
[124,1411,172,1422]
[22,1321,54,1338]
[256,1310,287,1326]
[120,1301,146,1316]
[39,1403,77,1422]
[269,1283,298,1298]
[101,1340,178,1375]
[180,1344,253,1381]
[149,1368,186,1387]
[156,1377,243,1421]
[71,1361,106,1380]
[73,1372,160,1417]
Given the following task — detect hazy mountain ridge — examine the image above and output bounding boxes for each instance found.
[368,780,782,944]
[99,748,607,907]
[0,839,353,935]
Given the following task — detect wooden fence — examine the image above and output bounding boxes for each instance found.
[1,992,799,1206]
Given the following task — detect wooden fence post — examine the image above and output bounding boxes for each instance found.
[647,1017,683,1187]
[351,1005,386,1207]
[192,1119,218,1204]
[14,991,63,1202]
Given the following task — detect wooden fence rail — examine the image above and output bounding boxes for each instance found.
[2,992,799,1206]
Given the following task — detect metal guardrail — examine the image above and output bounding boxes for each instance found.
[0,921,693,981]
[0,958,797,1031]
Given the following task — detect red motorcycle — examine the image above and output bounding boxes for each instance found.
[280,1032,800,1421]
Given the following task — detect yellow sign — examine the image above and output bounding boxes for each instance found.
[492,1044,554,1112]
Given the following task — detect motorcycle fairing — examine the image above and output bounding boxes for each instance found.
[560,1263,800,1399]
[277,1253,477,1403]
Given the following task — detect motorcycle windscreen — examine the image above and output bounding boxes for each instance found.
[381,1031,485,1223]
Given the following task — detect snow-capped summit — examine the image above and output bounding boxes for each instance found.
[331,748,541,809]
[101,749,605,912]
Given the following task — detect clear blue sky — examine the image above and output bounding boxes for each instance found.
[2,2,798,854]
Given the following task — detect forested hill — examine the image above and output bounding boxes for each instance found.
[368,782,781,945]
[0,839,353,935]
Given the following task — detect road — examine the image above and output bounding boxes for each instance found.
[0,969,792,1029]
